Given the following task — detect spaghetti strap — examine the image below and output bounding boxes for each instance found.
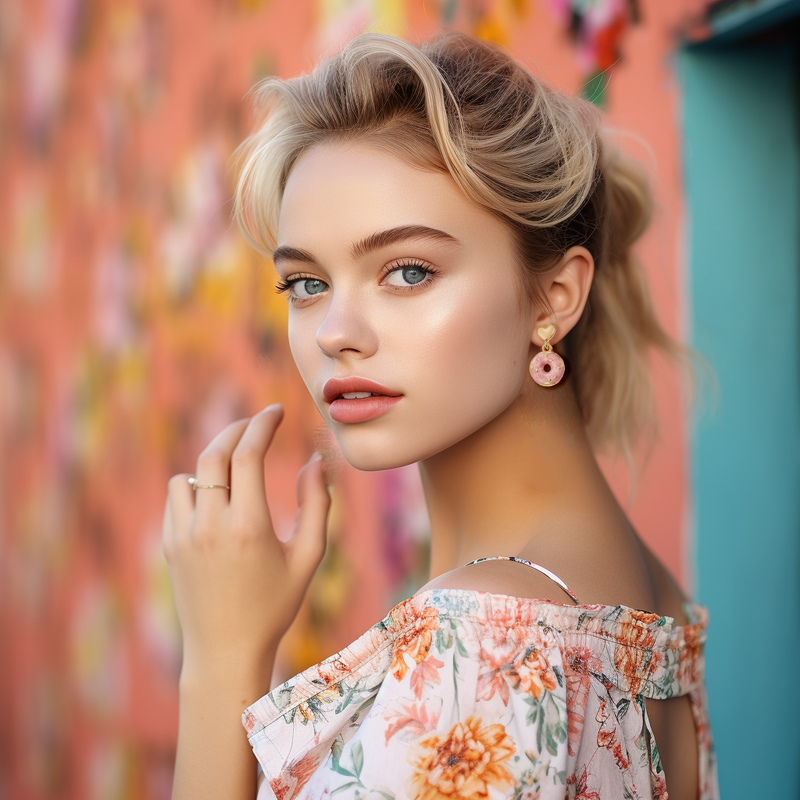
[462,555,581,604]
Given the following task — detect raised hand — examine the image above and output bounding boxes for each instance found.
[162,403,331,683]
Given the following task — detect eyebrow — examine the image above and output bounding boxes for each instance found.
[272,225,462,266]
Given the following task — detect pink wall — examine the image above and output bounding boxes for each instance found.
[0,1,711,797]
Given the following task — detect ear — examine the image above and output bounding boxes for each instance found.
[531,245,594,347]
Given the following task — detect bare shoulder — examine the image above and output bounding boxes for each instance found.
[418,557,581,606]
[419,530,694,623]
[635,537,694,622]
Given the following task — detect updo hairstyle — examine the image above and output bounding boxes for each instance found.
[232,31,702,471]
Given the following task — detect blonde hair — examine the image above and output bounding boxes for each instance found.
[232,31,707,471]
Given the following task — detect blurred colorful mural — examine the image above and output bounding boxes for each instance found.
[1,0,798,798]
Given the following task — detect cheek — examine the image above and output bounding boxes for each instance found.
[440,310,526,408]
[287,314,321,389]
[390,281,529,415]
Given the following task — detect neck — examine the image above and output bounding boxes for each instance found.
[418,374,613,580]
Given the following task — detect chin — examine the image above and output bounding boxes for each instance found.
[334,435,421,472]
[332,425,456,472]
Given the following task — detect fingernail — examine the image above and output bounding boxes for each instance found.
[264,403,283,414]
[309,451,322,463]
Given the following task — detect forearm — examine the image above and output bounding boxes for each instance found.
[163,408,328,798]
[172,657,275,800]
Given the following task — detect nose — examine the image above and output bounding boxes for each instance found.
[315,290,379,360]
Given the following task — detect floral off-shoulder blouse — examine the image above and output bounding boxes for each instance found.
[243,582,718,800]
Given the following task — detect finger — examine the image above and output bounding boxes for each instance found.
[194,418,251,515]
[162,494,175,563]
[229,404,285,507]
[286,453,331,583]
[169,473,196,529]
[163,474,195,562]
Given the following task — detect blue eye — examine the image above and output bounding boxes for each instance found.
[402,268,426,284]
[298,279,327,296]
[385,265,432,287]
[275,277,329,301]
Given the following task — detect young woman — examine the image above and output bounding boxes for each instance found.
[162,32,718,800]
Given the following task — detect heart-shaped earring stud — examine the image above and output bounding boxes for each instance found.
[537,323,556,343]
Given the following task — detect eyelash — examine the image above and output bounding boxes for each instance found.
[274,259,439,303]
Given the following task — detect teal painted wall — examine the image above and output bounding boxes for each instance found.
[679,38,800,797]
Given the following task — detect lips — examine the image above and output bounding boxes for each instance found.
[323,377,403,424]
[323,377,402,404]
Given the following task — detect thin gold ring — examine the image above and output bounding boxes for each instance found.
[188,477,230,491]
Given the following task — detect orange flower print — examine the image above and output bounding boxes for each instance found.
[410,655,445,699]
[614,644,663,695]
[477,642,557,705]
[676,623,704,688]
[510,646,558,699]
[317,656,352,685]
[618,609,660,650]
[594,699,630,771]
[652,772,668,800]
[390,600,440,682]
[476,644,514,705]
[563,646,603,756]
[383,699,441,745]
[484,609,534,648]
[476,666,510,706]
[566,767,601,800]
[613,646,647,696]
[407,716,515,800]
[285,684,341,727]
[613,611,660,697]
[271,750,322,800]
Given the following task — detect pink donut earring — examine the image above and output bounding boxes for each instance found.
[529,323,565,387]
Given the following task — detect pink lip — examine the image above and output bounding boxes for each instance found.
[322,377,402,404]
[323,377,403,424]
[329,395,403,423]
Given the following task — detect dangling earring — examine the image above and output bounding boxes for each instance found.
[529,323,565,387]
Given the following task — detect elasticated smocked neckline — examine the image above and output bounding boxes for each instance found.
[244,587,709,741]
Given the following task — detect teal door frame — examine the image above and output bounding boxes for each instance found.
[679,19,800,799]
